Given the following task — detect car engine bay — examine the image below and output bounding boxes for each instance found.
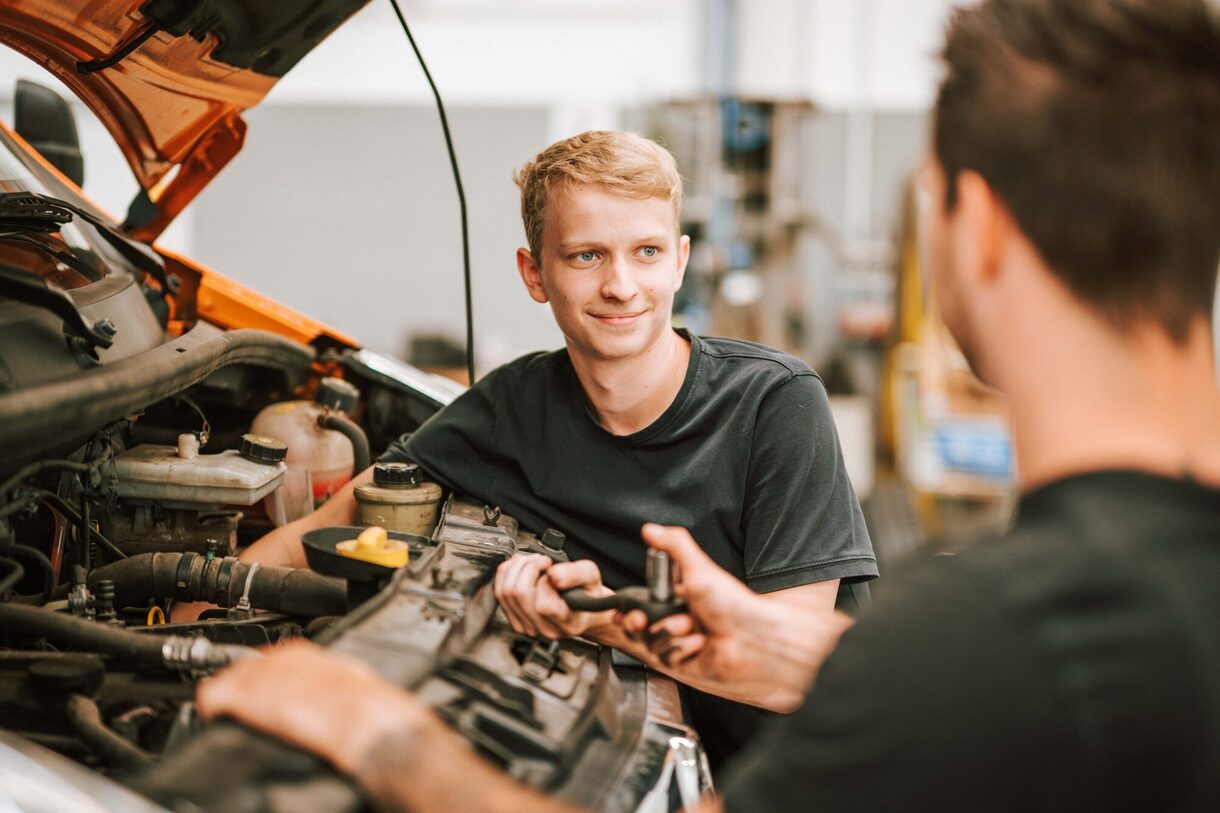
[0,360,710,811]
[0,102,707,813]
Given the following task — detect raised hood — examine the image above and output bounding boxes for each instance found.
[0,0,369,239]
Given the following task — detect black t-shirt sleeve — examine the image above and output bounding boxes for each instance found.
[740,372,876,593]
[379,369,504,495]
[720,557,1081,813]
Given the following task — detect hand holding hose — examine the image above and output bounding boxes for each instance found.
[560,549,687,626]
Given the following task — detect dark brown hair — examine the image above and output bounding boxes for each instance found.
[934,0,1220,340]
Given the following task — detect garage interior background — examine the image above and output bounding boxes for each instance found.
[2,0,1218,555]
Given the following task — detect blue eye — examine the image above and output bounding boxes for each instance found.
[640,246,658,257]
[577,251,597,262]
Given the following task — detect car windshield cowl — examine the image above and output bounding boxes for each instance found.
[0,190,165,287]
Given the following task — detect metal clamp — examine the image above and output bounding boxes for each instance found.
[227,561,260,620]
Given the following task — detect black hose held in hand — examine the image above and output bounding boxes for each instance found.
[560,586,686,625]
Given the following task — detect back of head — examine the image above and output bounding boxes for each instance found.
[934,0,1220,341]
[514,131,683,259]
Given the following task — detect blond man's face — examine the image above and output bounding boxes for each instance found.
[517,184,688,364]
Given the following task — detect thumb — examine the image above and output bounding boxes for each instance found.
[546,560,604,592]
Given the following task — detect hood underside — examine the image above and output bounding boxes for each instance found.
[0,0,369,239]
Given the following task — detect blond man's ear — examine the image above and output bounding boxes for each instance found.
[517,247,549,304]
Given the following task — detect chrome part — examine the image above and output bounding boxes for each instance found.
[646,549,677,603]
[160,635,260,674]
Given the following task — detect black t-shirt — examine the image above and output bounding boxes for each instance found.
[723,470,1220,812]
[382,331,877,767]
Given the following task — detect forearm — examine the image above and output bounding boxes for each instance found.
[351,699,584,813]
[241,466,373,568]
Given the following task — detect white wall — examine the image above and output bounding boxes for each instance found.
[1,0,966,371]
[737,0,957,108]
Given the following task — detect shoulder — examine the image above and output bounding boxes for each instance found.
[697,335,815,377]
[694,335,823,398]
[473,349,569,393]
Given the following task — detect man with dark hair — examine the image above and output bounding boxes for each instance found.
[198,0,1220,810]
[624,0,1220,808]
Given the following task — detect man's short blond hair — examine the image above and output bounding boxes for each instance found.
[513,130,683,260]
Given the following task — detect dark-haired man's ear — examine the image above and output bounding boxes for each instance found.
[954,169,1010,286]
[517,247,550,304]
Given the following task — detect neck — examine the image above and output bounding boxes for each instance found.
[567,329,690,435]
[995,314,1220,492]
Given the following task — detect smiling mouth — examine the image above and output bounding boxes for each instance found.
[590,312,646,325]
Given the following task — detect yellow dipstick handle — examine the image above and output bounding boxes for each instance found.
[146,606,166,626]
[336,526,409,568]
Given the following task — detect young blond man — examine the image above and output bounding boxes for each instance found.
[236,131,876,767]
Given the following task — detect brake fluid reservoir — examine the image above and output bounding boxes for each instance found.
[354,462,442,537]
[250,399,354,522]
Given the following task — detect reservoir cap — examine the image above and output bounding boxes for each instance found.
[239,433,288,465]
[373,461,421,487]
[316,377,360,414]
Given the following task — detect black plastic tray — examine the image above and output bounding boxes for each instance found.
[302,526,431,582]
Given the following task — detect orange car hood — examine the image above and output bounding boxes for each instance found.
[0,0,369,240]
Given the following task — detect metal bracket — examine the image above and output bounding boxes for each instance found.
[520,638,561,683]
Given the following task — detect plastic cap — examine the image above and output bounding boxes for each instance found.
[239,433,288,464]
[315,377,360,414]
[374,461,421,487]
[336,526,409,568]
[540,528,566,551]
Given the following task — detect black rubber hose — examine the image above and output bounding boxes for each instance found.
[320,412,370,475]
[0,557,24,596]
[87,553,347,617]
[5,545,53,601]
[32,489,126,560]
[0,603,163,664]
[0,460,94,501]
[65,694,154,769]
[84,553,177,609]
[239,563,349,618]
[0,326,314,463]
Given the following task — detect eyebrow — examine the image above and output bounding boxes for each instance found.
[557,235,669,252]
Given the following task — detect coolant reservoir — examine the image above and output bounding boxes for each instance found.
[354,462,442,537]
[250,396,355,525]
[114,435,286,507]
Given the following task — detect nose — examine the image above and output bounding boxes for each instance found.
[600,254,639,302]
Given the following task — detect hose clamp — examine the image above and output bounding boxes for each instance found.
[216,556,237,602]
[226,561,260,620]
[174,552,198,601]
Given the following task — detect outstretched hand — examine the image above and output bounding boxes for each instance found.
[621,524,758,672]
[620,524,854,712]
